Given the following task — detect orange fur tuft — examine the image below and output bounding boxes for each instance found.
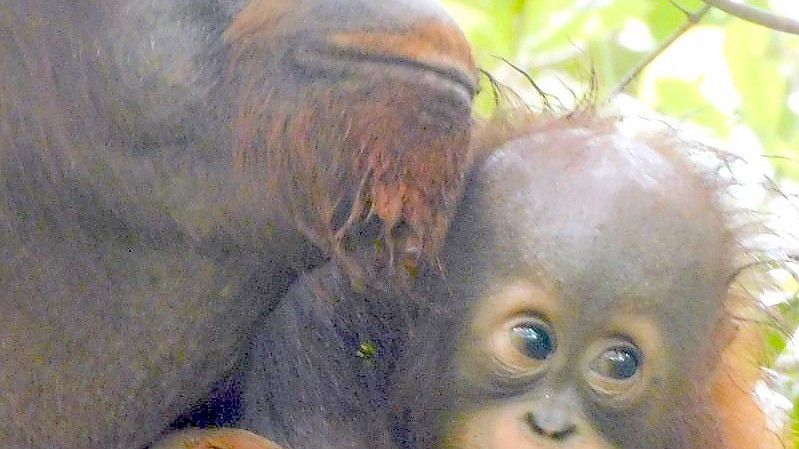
[711,307,786,449]
[224,4,475,279]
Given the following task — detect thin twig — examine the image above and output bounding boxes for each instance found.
[667,0,693,17]
[606,4,711,101]
[700,0,799,35]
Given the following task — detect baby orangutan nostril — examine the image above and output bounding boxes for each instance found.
[526,411,578,441]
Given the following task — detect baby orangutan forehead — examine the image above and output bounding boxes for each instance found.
[460,126,733,317]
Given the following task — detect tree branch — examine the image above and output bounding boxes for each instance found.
[607,4,711,100]
[700,0,799,35]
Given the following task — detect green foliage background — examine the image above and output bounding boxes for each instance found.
[440,0,799,178]
[439,0,799,438]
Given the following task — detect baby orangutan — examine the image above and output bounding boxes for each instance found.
[392,118,779,449]
[167,117,781,449]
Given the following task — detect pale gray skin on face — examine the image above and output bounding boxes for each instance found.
[239,124,735,449]
[0,1,473,448]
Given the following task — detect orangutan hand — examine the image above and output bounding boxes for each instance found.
[151,428,284,449]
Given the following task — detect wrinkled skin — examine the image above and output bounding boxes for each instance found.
[0,1,474,447]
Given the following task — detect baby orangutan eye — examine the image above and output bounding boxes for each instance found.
[586,342,644,399]
[591,346,641,380]
[510,320,555,361]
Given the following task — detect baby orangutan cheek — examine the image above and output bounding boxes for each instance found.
[444,402,617,449]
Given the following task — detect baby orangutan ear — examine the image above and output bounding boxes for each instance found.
[151,428,283,449]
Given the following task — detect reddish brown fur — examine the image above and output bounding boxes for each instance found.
[0,1,788,447]
[0,1,477,447]
[712,303,784,449]
[226,1,476,279]
[0,2,112,182]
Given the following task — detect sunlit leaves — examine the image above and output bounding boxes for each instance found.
[441,0,799,180]
[725,21,785,135]
[653,79,729,133]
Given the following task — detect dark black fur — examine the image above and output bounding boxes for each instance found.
[239,261,418,448]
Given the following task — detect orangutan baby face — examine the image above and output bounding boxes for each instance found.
[431,126,733,449]
[446,280,664,449]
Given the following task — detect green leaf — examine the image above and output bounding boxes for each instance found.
[646,1,690,40]
[724,21,786,135]
[654,79,728,135]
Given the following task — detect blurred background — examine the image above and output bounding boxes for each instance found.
[438,0,799,439]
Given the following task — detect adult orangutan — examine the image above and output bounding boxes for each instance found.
[1,1,786,448]
[0,0,475,447]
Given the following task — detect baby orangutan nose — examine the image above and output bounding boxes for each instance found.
[526,405,578,441]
